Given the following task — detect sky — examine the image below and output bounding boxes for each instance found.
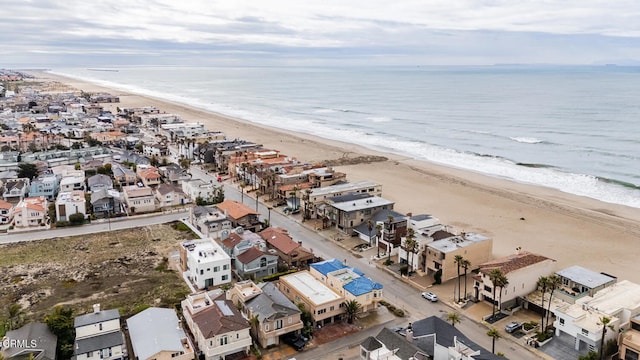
[2,0,640,67]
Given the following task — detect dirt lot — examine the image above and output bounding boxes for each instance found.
[0,222,197,324]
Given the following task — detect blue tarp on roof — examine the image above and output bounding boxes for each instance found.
[310,258,364,276]
[343,276,384,296]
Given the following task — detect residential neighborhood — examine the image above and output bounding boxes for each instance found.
[1,72,638,360]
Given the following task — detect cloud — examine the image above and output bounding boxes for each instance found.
[1,0,640,66]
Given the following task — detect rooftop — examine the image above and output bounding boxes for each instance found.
[556,265,616,289]
[331,196,394,212]
[126,307,192,360]
[280,271,342,305]
[428,233,490,253]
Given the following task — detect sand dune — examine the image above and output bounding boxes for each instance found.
[35,71,640,282]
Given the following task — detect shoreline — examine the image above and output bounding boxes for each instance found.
[32,70,640,283]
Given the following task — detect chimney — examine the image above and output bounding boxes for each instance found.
[93,304,101,313]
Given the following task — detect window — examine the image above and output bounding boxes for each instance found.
[87,351,94,358]
[99,323,103,331]
[288,317,292,324]
[582,329,589,336]
[214,266,220,272]
[559,318,565,326]
[276,319,283,329]
[625,349,639,360]
[260,257,267,267]
[317,308,326,315]
[219,336,228,346]
[221,275,228,281]
[223,264,229,270]
[200,269,204,275]
[265,324,269,331]
[330,306,334,311]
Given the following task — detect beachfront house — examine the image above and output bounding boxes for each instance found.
[310,259,383,313]
[126,307,194,360]
[352,208,407,258]
[423,232,493,283]
[181,291,252,360]
[474,250,556,310]
[12,196,48,229]
[179,239,231,290]
[122,185,156,214]
[305,180,382,220]
[619,315,640,360]
[55,190,87,222]
[278,270,345,327]
[259,227,315,268]
[73,305,126,360]
[325,193,396,236]
[554,280,640,354]
[229,280,303,349]
[189,205,232,239]
[0,322,58,360]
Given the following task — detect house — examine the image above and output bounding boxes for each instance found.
[229,281,303,348]
[12,196,48,229]
[142,142,169,157]
[73,305,125,360]
[189,205,233,239]
[182,178,217,203]
[29,173,59,200]
[619,315,640,360]
[325,193,395,235]
[3,178,30,203]
[59,174,85,192]
[474,251,556,310]
[180,239,231,290]
[259,227,315,268]
[0,322,57,360]
[554,280,640,354]
[137,165,161,187]
[352,209,407,257]
[126,307,194,360]
[87,174,113,192]
[305,180,382,219]
[90,189,123,217]
[112,164,137,186]
[310,259,383,312]
[220,229,266,261]
[159,164,191,185]
[0,199,14,225]
[278,270,345,326]
[155,183,189,208]
[359,329,426,360]
[422,232,493,282]
[214,200,261,232]
[122,185,156,214]
[55,190,87,222]
[235,246,278,281]
[181,292,252,360]
[553,265,617,304]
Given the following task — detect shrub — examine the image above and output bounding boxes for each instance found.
[68,213,85,226]
[523,321,538,331]
[393,308,405,317]
[383,259,393,266]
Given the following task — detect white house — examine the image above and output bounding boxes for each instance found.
[554,280,640,353]
[181,292,251,360]
[122,185,156,214]
[55,190,87,222]
[12,196,48,229]
[182,179,216,203]
[73,305,125,360]
[126,307,194,360]
[181,239,231,289]
[59,174,86,192]
[474,251,556,310]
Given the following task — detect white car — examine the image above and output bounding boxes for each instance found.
[421,292,438,302]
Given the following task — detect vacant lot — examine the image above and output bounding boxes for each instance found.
[0,222,197,325]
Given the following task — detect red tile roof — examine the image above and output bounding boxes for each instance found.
[191,298,249,338]
[478,251,553,275]
[236,246,266,264]
[215,200,258,220]
[259,227,299,255]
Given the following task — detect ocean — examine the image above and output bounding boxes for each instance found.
[49,66,640,209]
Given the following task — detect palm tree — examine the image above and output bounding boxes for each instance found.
[454,255,464,302]
[255,190,261,212]
[386,215,394,262]
[344,300,362,324]
[461,259,471,301]
[248,314,260,339]
[487,328,501,354]
[447,312,461,327]
[537,276,549,330]
[375,223,383,258]
[496,274,509,313]
[545,274,562,330]
[303,189,312,219]
[404,229,417,275]
[367,220,374,247]
[488,269,504,320]
[598,316,614,360]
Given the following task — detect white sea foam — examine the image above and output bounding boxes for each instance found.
[510,136,544,144]
[366,116,393,123]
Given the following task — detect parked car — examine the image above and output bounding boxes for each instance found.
[421,292,438,302]
[505,321,522,333]
[285,333,308,351]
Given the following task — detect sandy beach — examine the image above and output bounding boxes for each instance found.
[34,71,640,283]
